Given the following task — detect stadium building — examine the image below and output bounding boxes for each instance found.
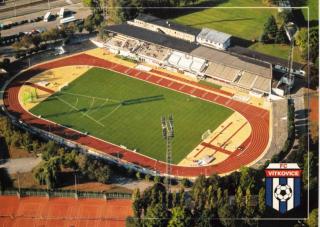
[104,14,273,96]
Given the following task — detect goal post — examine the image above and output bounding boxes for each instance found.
[201,129,211,141]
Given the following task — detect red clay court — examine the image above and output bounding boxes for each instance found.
[0,196,132,227]
[3,53,270,177]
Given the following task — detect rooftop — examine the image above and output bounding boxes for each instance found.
[135,14,201,36]
[190,46,272,79]
[106,23,199,53]
[197,28,231,44]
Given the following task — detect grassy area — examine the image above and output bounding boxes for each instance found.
[173,0,277,41]
[249,43,306,64]
[302,0,319,22]
[31,68,233,163]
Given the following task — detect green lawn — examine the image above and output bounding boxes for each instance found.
[249,43,306,64]
[302,0,319,22]
[173,1,310,63]
[173,0,277,41]
[31,68,233,163]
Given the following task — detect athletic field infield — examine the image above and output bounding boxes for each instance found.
[30,67,233,163]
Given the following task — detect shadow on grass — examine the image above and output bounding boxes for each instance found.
[144,0,229,19]
[185,17,254,27]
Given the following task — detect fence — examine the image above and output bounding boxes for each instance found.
[0,188,132,200]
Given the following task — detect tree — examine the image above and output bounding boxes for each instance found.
[244,188,255,224]
[132,188,142,219]
[296,28,319,62]
[84,15,95,33]
[240,167,254,190]
[34,157,60,189]
[264,15,278,39]
[258,187,266,215]
[275,25,288,44]
[305,209,318,227]
[277,11,293,24]
[31,34,42,48]
[143,203,169,227]
[168,207,191,227]
[41,141,58,161]
[217,204,236,227]
[76,22,84,33]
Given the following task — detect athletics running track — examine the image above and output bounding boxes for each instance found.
[3,54,270,177]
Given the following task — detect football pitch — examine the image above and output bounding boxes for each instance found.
[30,68,233,163]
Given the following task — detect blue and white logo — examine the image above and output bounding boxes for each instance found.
[265,163,302,214]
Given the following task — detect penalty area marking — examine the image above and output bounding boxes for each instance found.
[97,104,122,123]
[55,96,105,127]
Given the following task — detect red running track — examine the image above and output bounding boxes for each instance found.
[3,54,270,177]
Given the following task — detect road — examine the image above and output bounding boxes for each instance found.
[0,3,91,36]
[0,157,42,174]
[0,0,82,20]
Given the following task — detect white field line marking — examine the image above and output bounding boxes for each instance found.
[56,96,105,127]
[80,97,95,118]
[97,104,122,123]
[60,91,120,103]
[69,97,79,113]
[87,99,114,115]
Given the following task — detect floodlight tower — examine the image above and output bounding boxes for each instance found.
[284,22,298,97]
[161,114,174,192]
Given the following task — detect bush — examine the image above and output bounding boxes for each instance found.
[145,174,151,182]
[180,178,192,188]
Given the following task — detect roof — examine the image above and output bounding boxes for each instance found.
[190,46,272,79]
[135,14,201,36]
[228,45,305,70]
[197,28,231,44]
[105,23,199,53]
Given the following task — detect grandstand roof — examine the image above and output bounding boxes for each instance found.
[106,23,199,53]
[190,46,272,79]
[135,14,201,36]
[197,28,231,44]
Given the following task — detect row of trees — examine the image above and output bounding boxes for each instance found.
[33,142,112,189]
[83,0,204,26]
[11,23,82,55]
[129,167,268,227]
[0,115,112,189]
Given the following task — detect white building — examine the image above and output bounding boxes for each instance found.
[196,28,231,50]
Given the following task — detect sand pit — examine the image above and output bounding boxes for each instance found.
[19,66,91,110]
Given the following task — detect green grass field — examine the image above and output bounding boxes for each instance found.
[173,0,310,64]
[31,68,233,163]
[173,0,277,41]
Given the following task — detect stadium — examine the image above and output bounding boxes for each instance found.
[2,14,271,178]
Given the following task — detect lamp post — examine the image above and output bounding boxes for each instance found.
[161,114,174,192]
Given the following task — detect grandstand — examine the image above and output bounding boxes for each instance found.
[104,15,273,95]
[167,51,206,75]
[105,35,140,57]
[191,46,272,94]
[135,42,170,65]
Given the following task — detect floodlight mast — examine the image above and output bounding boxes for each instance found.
[161,114,174,192]
[284,22,298,97]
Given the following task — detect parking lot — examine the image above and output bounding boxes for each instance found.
[0,4,91,36]
[0,0,82,20]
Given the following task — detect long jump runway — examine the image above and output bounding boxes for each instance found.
[3,53,270,177]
